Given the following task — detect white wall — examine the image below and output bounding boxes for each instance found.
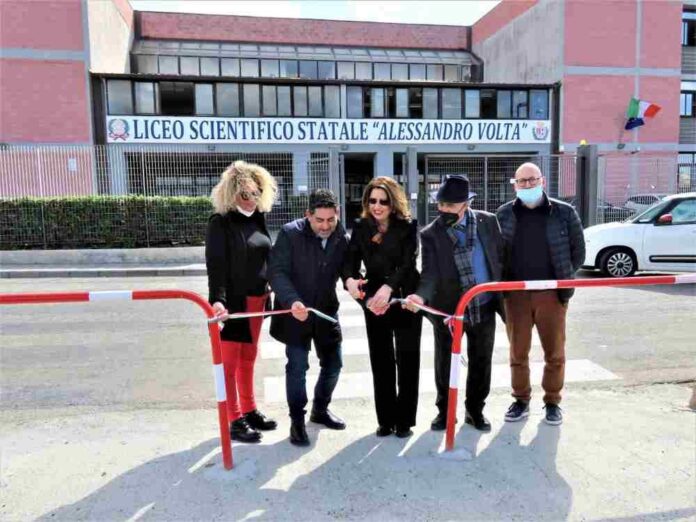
[87,0,132,73]
[473,0,564,84]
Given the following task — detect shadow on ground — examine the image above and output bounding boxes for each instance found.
[37,420,580,521]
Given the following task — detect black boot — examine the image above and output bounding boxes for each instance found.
[244,409,278,431]
[230,418,261,443]
[290,419,310,446]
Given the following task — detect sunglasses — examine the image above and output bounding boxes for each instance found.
[368,198,390,206]
[240,190,262,201]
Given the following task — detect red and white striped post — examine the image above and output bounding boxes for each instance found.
[445,273,696,452]
[0,289,234,470]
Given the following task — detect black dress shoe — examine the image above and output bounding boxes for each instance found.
[310,409,346,430]
[290,420,310,446]
[395,427,413,438]
[430,412,445,431]
[376,425,393,437]
[244,409,278,431]
[230,418,262,443]
[464,411,492,432]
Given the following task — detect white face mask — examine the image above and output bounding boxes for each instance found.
[237,207,255,217]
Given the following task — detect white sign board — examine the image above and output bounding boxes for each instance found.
[106,116,551,144]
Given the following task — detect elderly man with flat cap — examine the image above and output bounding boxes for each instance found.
[406,175,504,432]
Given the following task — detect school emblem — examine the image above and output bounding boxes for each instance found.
[532,121,549,141]
[107,118,129,141]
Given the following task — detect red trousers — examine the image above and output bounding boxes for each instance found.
[220,295,267,422]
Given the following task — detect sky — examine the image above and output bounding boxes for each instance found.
[128,1,500,26]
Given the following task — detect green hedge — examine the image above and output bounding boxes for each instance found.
[0,196,213,250]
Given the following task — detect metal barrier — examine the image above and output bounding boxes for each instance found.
[445,273,696,452]
[0,289,234,471]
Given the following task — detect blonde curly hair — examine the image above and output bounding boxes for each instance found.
[361,176,411,221]
[211,160,277,214]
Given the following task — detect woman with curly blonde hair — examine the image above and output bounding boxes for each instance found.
[342,176,422,438]
[206,160,278,443]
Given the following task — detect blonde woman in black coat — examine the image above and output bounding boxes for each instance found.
[206,160,278,443]
[343,177,422,438]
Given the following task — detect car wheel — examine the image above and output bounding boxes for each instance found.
[600,248,637,278]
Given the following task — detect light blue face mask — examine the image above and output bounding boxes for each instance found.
[516,185,544,206]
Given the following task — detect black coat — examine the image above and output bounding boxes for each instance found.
[342,217,420,301]
[416,210,505,318]
[205,211,270,342]
[268,217,349,346]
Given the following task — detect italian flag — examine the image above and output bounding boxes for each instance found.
[625,98,661,130]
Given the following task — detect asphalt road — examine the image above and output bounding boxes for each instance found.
[1,273,694,416]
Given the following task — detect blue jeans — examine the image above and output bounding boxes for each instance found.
[285,341,342,421]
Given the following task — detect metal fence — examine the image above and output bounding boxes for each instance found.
[596,153,692,224]
[0,145,330,249]
[422,154,577,223]
[1,145,694,249]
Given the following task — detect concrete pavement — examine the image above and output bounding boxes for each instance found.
[1,385,694,521]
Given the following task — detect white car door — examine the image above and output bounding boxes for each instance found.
[642,198,696,272]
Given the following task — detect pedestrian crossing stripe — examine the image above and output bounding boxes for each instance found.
[262,359,620,403]
[258,334,542,360]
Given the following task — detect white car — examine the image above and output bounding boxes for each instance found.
[623,193,670,213]
[583,192,696,277]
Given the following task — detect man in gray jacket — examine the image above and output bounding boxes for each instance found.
[497,162,585,426]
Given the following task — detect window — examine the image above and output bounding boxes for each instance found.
[308,86,323,116]
[337,62,355,80]
[441,88,462,119]
[299,61,318,79]
[107,80,133,114]
[180,57,200,76]
[530,89,549,119]
[680,92,694,116]
[512,90,528,118]
[318,61,336,79]
[158,56,178,75]
[243,84,260,116]
[195,84,214,115]
[262,85,277,116]
[280,60,298,78]
[355,62,372,80]
[221,58,240,77]
[444,65,459,82]
[135,55,157,74]
[409,64,426,80]
[200,57,219,76]
[347,86,363,118]
[497,90,512,118]
[683,11,696,46]
[294,86,308,116]
[427,64,443,81]
[135,82,156,114]
[241,59,259,77]
[216,83,239,116]
[461,66,472,82]
[278,86,292,116]
[261,59,279,78]
[370,88,385,117]
[465,90,480,118]
[480,89,497,118]
[395,88,409,117]
[423,88,438,119]
[408,88,423,119]
[670,199,696,224]
[374,63,391,80]
[392,63,408,81]
[159,81,194,115]
[324,86,340,118]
